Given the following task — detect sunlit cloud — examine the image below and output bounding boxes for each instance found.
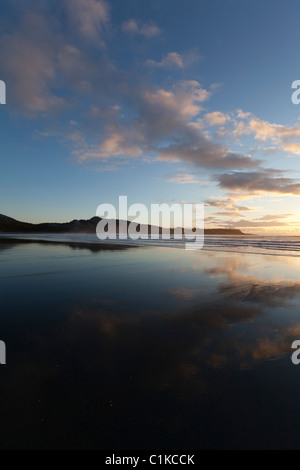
[205,111,230,126]
[166,173,200,184]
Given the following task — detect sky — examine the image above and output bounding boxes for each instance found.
[1,0,300,233]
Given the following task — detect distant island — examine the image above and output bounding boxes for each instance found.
[0,214,245,236]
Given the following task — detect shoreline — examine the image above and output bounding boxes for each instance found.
[2,233,300,258]
[0,236,139,251]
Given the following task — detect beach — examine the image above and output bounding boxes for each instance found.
[1,237,300,449]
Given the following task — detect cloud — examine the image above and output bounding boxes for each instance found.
[201,108,300,161]
[145,51,200,69]
[157,143,259,169]
[142,81,210,121]
[60,79,261,171]
[256,214,292,221]
[65,0,110,42]
[127,81,260,170]
[217,218,289,228]
[205,198,296,230]
[213,211,246,218]
[204,198,251,211]
[77,130,143,161]
[166,173,200,184]
[146,52,184,68]
[228,111,300,143]
[230,111,300,157]
[0,12,65,113]
[283,143,300,155]
[0,1,116,114]
[204,197,254,219]
[205,111,230,126]
[122,19,161,37]
[0,3,272,176]
[216,169,300,195]
[248,118,300,143]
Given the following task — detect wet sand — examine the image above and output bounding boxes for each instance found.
[1,239,300,449]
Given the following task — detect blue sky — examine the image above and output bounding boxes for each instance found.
[1,0,300,233]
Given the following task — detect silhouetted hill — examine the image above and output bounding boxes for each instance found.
[0,214,245,236]
[203,228,244,235]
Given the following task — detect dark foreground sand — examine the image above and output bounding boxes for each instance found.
[1,238,300,449]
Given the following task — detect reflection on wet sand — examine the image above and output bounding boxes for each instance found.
[0,237,136,253]
[2,240,300,449]
[203,253,300,306]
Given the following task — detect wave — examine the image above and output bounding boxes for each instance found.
[1,232,300,256]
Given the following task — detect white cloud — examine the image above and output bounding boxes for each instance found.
[143,81,211,120]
